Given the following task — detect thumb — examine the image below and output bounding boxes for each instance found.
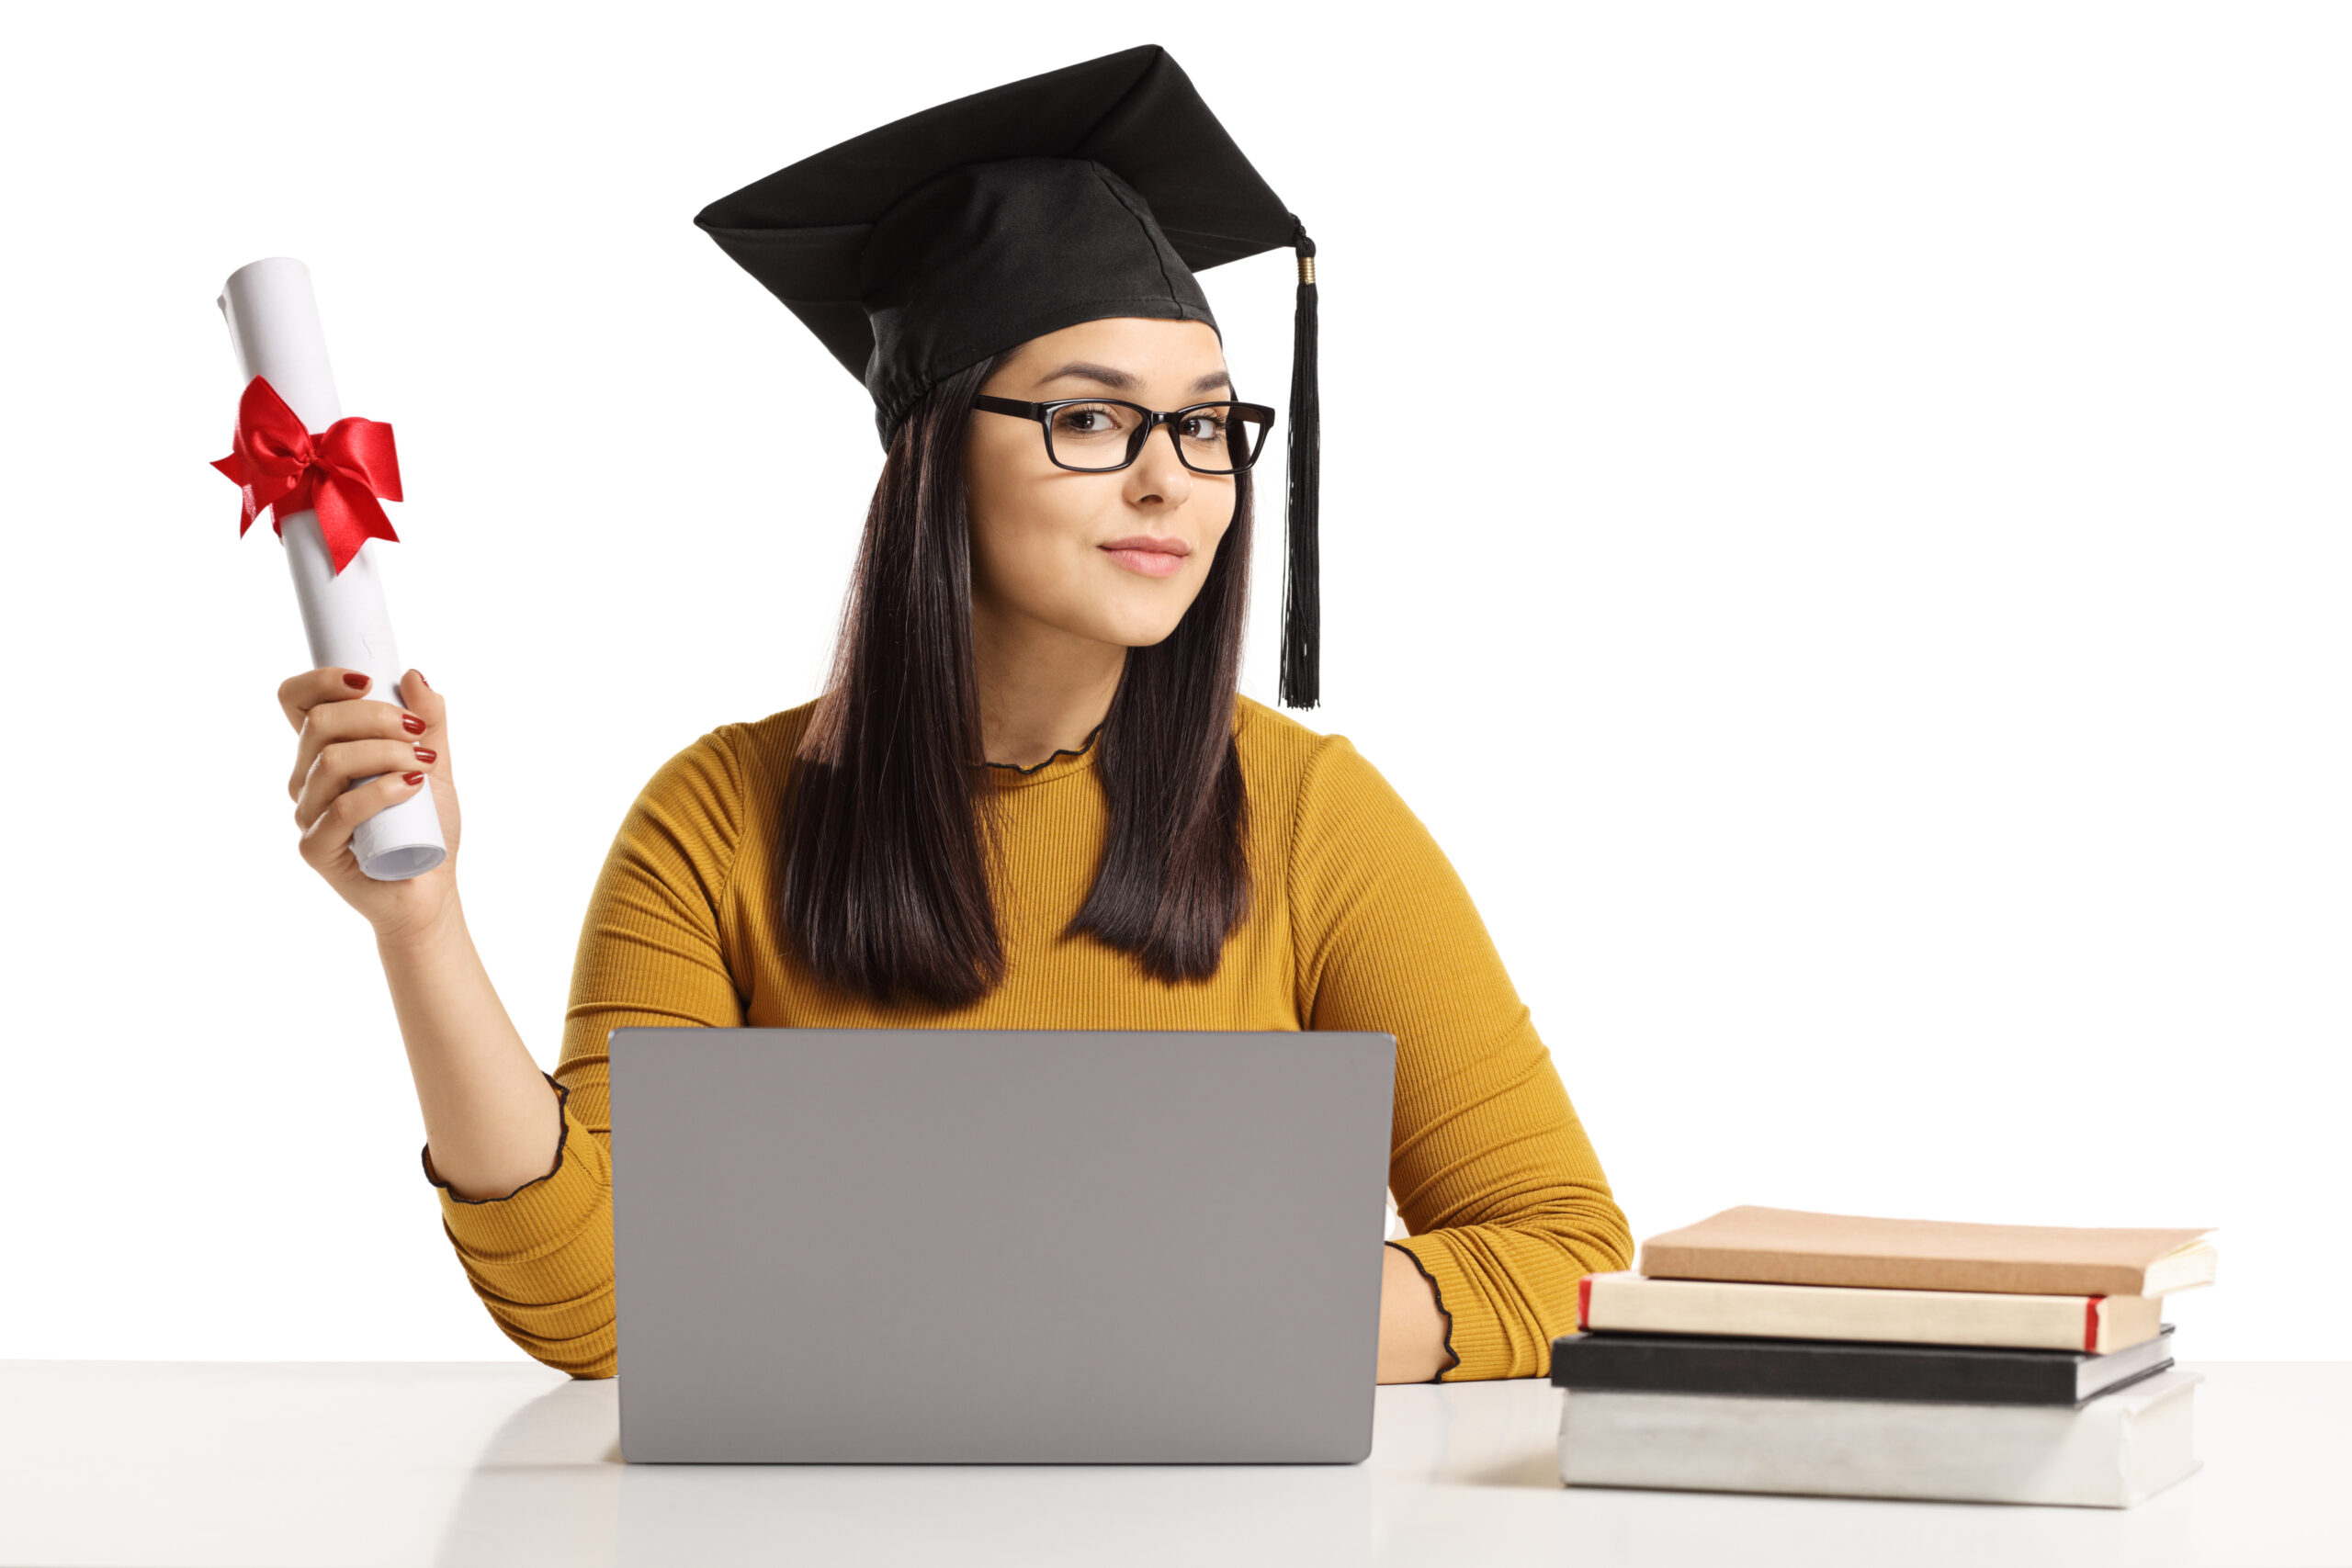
[399,669,446,744]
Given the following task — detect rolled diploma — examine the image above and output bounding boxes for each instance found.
[217,257,447,881]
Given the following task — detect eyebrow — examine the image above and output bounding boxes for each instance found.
[1035,361,1234,398]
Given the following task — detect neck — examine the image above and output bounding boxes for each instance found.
[969,595,1125,769]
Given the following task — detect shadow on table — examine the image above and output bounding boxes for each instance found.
[433,1379,1374,1568]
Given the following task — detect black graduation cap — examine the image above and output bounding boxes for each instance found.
[692,43,1323,708]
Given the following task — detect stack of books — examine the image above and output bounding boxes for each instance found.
[1551,1205,2218,1507]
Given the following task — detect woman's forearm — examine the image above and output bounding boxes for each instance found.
[376,890,562,1201]
[1375,1241,1453,1382]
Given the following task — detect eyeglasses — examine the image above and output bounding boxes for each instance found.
[972,394,1277,475]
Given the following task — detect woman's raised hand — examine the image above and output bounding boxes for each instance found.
[277,667,461,943]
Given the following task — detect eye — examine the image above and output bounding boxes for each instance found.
[1178,412,1228,442]
[1050,402,1128,438]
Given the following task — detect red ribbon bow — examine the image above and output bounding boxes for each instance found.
[212,374,403,575]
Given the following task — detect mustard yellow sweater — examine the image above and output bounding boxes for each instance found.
[423,694,1634,1382]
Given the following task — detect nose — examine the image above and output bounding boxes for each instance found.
[1125,420,1194,509]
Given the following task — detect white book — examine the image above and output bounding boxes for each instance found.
[1558,1365,2200,1507]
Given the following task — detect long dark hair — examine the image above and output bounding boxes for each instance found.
[780,355,1254,1010]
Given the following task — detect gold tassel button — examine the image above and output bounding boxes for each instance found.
[1298,254,1317,288]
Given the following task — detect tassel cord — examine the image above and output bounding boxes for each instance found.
[1280,219,1321,710]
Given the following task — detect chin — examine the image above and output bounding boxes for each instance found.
[1076,607,1192,649]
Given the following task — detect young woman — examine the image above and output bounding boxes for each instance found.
[271,48,1634,1386]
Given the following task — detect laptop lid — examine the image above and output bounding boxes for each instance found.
[610,1027,1398,1463]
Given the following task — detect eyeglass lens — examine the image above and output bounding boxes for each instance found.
[1045,402,1270,473]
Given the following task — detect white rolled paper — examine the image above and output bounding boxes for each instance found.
[218,257,447,881]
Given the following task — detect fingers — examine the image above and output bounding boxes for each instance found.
[280,665,447,879]
[283,669,433,807]
[292,730,437,831]
[296,766,431,874]
[279,665,380,732]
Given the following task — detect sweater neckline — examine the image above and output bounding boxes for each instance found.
[978,721,1104,789]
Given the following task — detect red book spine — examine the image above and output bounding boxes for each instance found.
[1577,1274,1593,1331]
[2084,1295,2104,1353]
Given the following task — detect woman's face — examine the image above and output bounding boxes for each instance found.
[966,316,1239,652]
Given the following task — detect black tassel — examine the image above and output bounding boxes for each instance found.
[1280,218,1320,709]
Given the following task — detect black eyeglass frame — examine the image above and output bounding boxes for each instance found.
[972,393,1278,475]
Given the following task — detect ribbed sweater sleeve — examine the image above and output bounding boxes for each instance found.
[421,727,747,1379]
[1288,734,1635,1381]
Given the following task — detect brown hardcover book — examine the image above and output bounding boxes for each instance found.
[1577,1271,2166,1351]
[1638,1206,2217,1297]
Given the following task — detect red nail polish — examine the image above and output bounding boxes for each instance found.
[415,671,430,688]
[401,715,426,735]
[402,771,425,785]
[343,672,369,690]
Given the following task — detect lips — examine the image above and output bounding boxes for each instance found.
[1100,536,1191,580]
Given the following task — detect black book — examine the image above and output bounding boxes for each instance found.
[1548,1323,2176,1406]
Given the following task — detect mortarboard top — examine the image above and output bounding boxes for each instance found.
[692,43,1323,708]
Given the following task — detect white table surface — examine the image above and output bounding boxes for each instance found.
[1,1359,2343,1567]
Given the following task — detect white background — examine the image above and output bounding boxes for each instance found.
[3,4,2343,1363]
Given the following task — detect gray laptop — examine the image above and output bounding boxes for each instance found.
[609,1026,1398,1464]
